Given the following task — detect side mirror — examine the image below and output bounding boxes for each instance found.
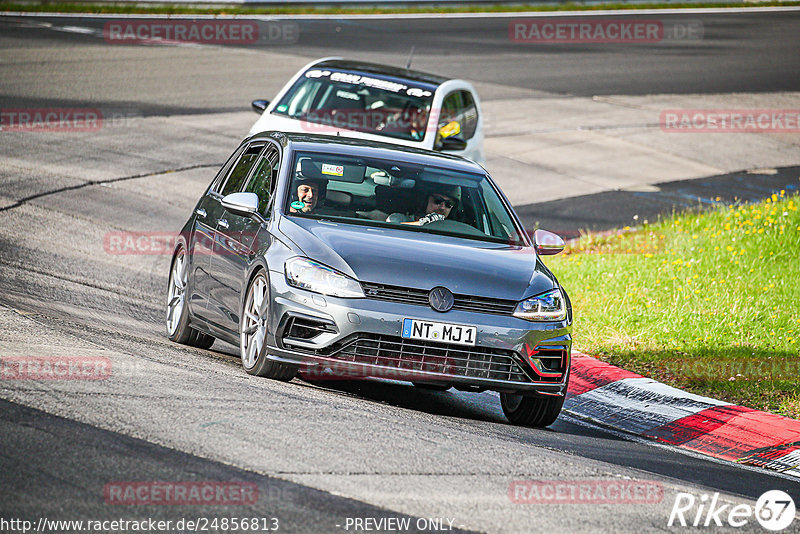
[251,100,269,114]
[221,192,259,217]
[439,136,467,151]
[533,229,565,255]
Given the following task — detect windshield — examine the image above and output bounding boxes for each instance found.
[272,68,436,142]
[284,151,527,246]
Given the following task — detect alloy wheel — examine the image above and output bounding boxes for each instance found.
[166,248,187,336]
[241,273,269,370]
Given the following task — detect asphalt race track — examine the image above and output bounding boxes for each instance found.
[1,9,799,533]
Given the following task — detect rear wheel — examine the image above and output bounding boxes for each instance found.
[240,271,296,381]
[166,246,215,348]
[500,393,564,427]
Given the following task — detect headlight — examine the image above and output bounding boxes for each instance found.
[513,289,566,321]
[285,257,364,298]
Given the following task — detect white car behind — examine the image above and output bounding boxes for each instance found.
[249,57,485,165]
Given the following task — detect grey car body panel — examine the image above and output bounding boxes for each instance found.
[278,216,556,300]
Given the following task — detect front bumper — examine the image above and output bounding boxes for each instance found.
[266,271,572,396]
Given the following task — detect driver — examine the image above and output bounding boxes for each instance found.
[386,184,460,226]
[405,104,430,141]
[289,176,327,213]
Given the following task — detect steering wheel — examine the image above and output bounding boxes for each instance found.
[424,219,487,237]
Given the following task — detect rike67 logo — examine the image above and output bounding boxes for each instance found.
[668,490,795,531]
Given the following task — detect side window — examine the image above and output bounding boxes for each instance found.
[208,145,246,193]
[480,181,518,242]
[219,144,263,196]
[243,145,280,215]
[280,79,323,117]
[459,91,478,140]
[440,92,461,127]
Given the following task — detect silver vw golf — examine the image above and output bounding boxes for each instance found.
[166,132,572,427]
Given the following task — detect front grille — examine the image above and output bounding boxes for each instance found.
[361,282,517,315]
[361,283,429,307]
[308,333,532,383]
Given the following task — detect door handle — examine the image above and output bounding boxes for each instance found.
[218,219,229,229]
[195,208,207,218]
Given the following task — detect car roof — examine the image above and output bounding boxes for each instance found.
[311,59,453,88]
[248,131,485,174]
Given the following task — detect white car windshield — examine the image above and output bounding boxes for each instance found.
[284,151,527,246]
[272,69,436,142]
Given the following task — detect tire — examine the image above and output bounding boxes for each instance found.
[166,246,215,349]
[500,393,565,427]
[240,270,296,381]
[412,381,451,391]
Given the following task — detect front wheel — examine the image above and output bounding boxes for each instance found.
[500,393,564,427]
[240,271,296,381]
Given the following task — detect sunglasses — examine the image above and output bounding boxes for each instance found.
[430,195,455,209]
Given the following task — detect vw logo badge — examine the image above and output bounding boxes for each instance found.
[428,287,454,312]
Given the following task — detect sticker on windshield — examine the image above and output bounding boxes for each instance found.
[329,72,407,93]
[304,69,330,79]
[407,88,432,98]
[290,201,305,210]
[276,104,288,112]
[321,164,344,176]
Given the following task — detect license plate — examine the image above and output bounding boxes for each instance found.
[402,318,477,346]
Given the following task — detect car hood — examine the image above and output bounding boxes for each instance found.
[278,216,556,301]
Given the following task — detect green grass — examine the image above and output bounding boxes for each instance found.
[2,0,799,15]
[548,191,800,418]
